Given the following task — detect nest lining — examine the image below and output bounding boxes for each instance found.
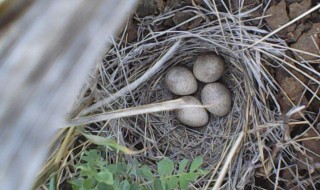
[63,2,320,189]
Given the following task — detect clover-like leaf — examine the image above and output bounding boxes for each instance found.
[95,170,114,185]
[141,165,154,181]
[158,159,174,176]
[82,149,101,167]
[153,178,163,190]
[190,156,203,172]
[82,178,95,189]
[167,176,178,189]
[69,178,84,190]
[178,159,189,173]
[179,173,199,190]
[96,182,110,190]
[119,180,131,190]
[77,165,96,177]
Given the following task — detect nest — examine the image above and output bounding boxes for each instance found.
[51,1,320,189]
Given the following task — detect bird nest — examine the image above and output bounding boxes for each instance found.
[54,1,319,189]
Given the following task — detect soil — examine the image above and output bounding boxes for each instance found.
[130,0,320,189]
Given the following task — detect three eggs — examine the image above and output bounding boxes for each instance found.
[165,54,232,127]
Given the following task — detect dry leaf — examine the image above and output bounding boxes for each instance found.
[289,0,311,19]
[281,168,297,190]
[155,0,165,11]
[136,0,159,17]
[127,21,138,43]
[172,11,203,30]
[291,23,320,61]
[286,22,312,43]
[265,1,295,36]
[275,66,308,118]
[296,128,320,172]
[308,83,320,113]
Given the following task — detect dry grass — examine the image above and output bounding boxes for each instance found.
[37,0,320,189]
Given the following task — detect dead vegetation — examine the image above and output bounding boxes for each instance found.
[36,0,319,189]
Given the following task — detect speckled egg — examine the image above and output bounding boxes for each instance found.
[175,96,209,127]
[165,66,198,95]
[201,83,231,116]
[193,54,225,83]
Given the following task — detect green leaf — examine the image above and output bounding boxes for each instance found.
[119,180,131,190]
[153,178,163,190]
[185,173,198,181]
[129,183,140,190]
[49,175,55,190]
[113,177,120,190]
[95,170,114,185]
[69,178,84,190]
[189,156,203,172]
[80,130,142,155]
[77,165,96,177]
[83,178,95,189]
[197,169,209,175]
[157,159,174,176]
[160,176,166,190]
[117,162,128,173]
[96,182,110,190]
[82,149,101,167]
[130,161,145,179]
[141,165,154,181]
[107,163,127,176]
[179,175,189,190]
[167,176,178,189]
[179,173,198,190]
[178,159,189,173]
[128,166,137,178]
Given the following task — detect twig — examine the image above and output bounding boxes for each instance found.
[67,98,204,127]
[79,40,181,116]
[212,131,244,190]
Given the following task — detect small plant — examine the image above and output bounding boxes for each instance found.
[70,148,207,190]
[155,156,207,190]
